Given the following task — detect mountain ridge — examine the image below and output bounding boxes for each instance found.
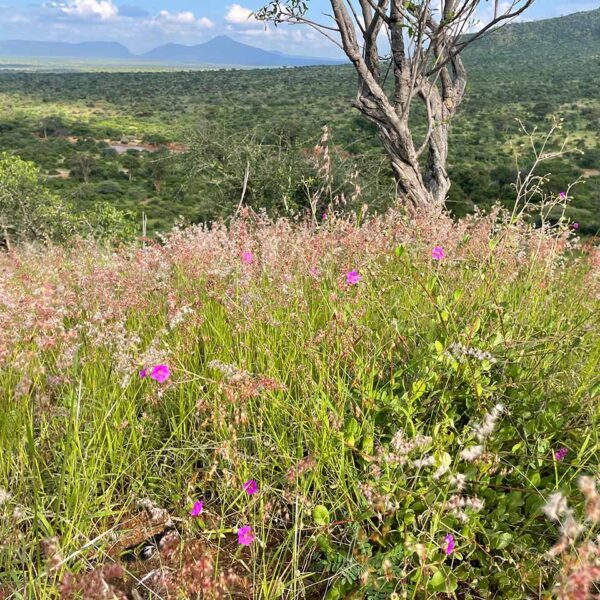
[0,35,342,67]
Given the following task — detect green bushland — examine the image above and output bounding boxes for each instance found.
[0,208,598,598]
[0,7,598,234]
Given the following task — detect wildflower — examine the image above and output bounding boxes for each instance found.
[572,222,580,230]
[554,447,569,461]
[243,479,259,496]
[432,246,445,260]
[242,251,254,265]
[444,533,455,555]
[190,500,203,517]
[237,525,255,546]
[309,266,318,277]
[150,364,170,383]
[139,368,147,379]
[559,191,567,199]
[346,270,361,285]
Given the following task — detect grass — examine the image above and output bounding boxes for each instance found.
[0,208,599,598]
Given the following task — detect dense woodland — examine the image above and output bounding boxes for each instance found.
[0,8,599,234]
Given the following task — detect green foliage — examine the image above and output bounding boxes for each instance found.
[0,153,135,245]
[0,152,75,245]
[0,7,597,233]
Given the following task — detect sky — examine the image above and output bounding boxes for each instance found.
[0,0,599,56]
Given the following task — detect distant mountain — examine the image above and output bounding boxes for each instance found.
[0,40,134,60]
[463,7,600,67]
[0,35,342,67]
[142,35,342,66]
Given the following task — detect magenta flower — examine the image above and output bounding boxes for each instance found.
[443,533,455,555]
[572,222,580,230]
[190,500,203,517]
[559,192,567,199]
[432,246,445,260]
[554,447,568,461]
[309,266,318,277]
[150,364,170,383]
[243,479,258,495]
[237,526,255,546]
[242,251,254,265]
[346,270,361,285]
[139,368,147,379]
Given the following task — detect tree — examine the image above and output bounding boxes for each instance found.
[256,0,535,210]
[69,152,96,183]
[0,153,75,247]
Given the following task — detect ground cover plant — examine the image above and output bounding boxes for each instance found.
[0,201,598,598]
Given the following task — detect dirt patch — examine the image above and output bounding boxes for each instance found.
[582,168,600,178]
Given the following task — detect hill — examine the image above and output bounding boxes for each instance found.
[142,35,343,66]
[463,6,600,67]
[0,40,133,60]
[0,35,342,67]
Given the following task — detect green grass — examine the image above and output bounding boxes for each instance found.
[0,210,598,598]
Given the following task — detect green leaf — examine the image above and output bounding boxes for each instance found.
[313,505,331,526]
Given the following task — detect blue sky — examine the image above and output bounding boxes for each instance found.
[1,0,598,55]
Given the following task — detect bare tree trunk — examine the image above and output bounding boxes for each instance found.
[423,122,451,206]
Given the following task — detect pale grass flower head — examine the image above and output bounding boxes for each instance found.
[542,492,569,522]
[460,445,484,462]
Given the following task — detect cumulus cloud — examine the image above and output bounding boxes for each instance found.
[225,4,256,25]
[52,0,119,21]
[154,10,215,29]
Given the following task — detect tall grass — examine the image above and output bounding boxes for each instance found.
[0,207,598,598]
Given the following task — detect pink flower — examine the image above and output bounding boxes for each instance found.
[237,526,255,546]
[242,251,254,265]
[190,500,203,517]
[572,222,580,230]
[346,270,361,285]
[309,266,318,277]
[559,192,567,199]
[243,479,258,495]
[139,368,147,379]
[554,447,568,461]
[150,364,170,383]
[432,246,445,260]
[443,533,455,555]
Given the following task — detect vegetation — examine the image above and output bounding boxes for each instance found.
[0,7,599,598]
[0,204,598,598]
[0,8,598,233]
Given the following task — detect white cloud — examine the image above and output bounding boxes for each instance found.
[154,10,215,29]
[57,0,118,21]
[225,4,256,25]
